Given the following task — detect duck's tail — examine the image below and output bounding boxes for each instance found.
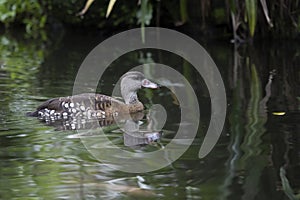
[26,110,38,117]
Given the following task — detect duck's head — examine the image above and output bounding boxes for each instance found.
[120,71,158,104]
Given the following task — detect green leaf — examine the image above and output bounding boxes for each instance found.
[228,0,237,14]
[106,0,117,18]
[259,0,273,27]
[180,0,188,23]
[136,0,153,43]
[78,0,95,16]
[245,0,257,37]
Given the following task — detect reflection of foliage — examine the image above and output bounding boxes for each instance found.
[220,41,300,199]
[0,34,45,112]
[240,64,270,199]
[0,35,44,74]
[224,61,271,199]
[222,50,274,199]
[0,0,46,37]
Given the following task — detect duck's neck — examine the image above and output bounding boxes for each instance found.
[123,92,139,104]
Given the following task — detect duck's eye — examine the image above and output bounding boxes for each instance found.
[142,79,150,86]
[142,79,158,88]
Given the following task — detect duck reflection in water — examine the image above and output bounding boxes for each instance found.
[42,110,162,147]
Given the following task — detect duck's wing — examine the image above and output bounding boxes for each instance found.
[73,93,126,113]
[27,93,125,117]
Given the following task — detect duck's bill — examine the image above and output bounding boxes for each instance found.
[142,79,158,89]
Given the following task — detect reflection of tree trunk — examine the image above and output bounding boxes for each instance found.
[200,0,210,29]
[156,0,160,27]
[283,67,297,111]
[232,44,240,87]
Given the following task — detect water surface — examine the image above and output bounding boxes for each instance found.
[0,30,299,199]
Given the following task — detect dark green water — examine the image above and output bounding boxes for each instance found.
[0,30,299,199]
